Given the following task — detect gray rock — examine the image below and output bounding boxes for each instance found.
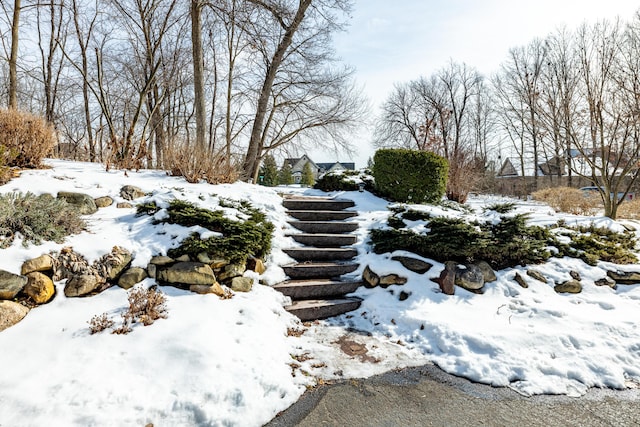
[94,246,132,281]
[64,274,103,297]
[606,270,640,285]
[363,265,379,288]
[0,270,28,299]
[230,277,253,292]
[147,263,157,279]
[398,291,410,301]
[118,267,148,289]
[157,262,216,286]
[391,256,433,274]
[0,301,29,331]
[175,254,191,262]
[149,255,175,266]
[555,280,582,294]
[474,261,497,283]
[24,272,55,304]
[595,276,617,289]
[526,269,547,284]
[379,274,408,288]
[94,196,114,208]
[570,270,582,281]
[197,252,212,263]
[120,185,146,201]
[514,272,529,288]
[21,254,54,275]
[218,263,247,282]
[57,191,98,215]
[116,202,133,209]
[455,263,485,291]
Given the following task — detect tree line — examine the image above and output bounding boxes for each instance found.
[374,11,640,218]
[0,0,365,181]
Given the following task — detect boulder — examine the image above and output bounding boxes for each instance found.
[454,263,484,291]
[24,272,55,304]
[555,280,582,294]
[210,258,230,269]
[230,277,253,292]
[196,252,212,264]
[120,185,146,201]
[0,270,28,300]
[391,256,433,274]
[607,270,640,285]
[150,255,174,266]
[175,254,191,262]
[246,257,266,274]
[189,282,229,298]
[526,269,547,284]
[570,270,582,281]
[218,263,247,282]
[57,191,98,215]
[118,267,148,289]
[94,246,132,281]
[21,254,54,275]
[157,262,216,286]
[474,261,497,283]
[379,274,408,288]
[0,301,29,331]
[362,265,379,288]
[94,196,114,208]
[595,276,617,289]
[434,262,456,295]
[64,274,103,297]
[116,202,133,209]
[514,272,529,289]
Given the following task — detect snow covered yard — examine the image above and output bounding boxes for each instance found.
[1,160,640,426]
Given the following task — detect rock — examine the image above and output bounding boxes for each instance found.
[398,291,410,301]
[514,272,529,288]
[94,196,114,208]
[210,258,230,269]
[607,270,640,285]
[94,246,132,281]
[230,277,253,292]
[116,202,133,209]
[118,267,148,289]
[434,262,456,295]
[362,265,379,288]
[57,191,98,215]
[0,270,28,299]
[64,274,103,297]
[196,252,212,263]
[147,264,157,279]
[570,270,582,281]
[379,274,408,288]
[246,257,266,274]
[526,269,547,283]
[474,261,497,283]
[149,255,175,266]
[175,254,191,262]
[24,272,55,304]
[555,280,582,294]
[595,276,617,289]
[0,301,29,331]
[120,185,146,201]
[157,262,216,286]
[391,256,433,274]
[218,263,247,282]
[189,282,229,298]
[454,263,484,291]
[21,254,54,275]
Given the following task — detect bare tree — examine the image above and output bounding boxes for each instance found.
[8,0,20,109]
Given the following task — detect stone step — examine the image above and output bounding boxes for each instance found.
[283,262,358,279]
[289,233,357,247]
[288,221,358,234]
[287,210,358,221]
[283,247,357,262]
[273,279,362,299]
[285,298,363,321]
[283,198,355,211]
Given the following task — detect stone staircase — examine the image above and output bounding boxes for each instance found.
[274,197,363,321]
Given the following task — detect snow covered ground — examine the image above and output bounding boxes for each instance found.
[1,160,639,426]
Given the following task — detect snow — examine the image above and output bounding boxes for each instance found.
[1,160,640,426]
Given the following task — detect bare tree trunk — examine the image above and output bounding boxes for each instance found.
[9,0,21,109]
[191,0,206,153]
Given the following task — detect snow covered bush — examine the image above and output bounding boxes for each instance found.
[314,170,373,192]
[373,148,448,203]
[0,109,56,168]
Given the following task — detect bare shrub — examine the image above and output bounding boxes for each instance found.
[531,187,600,215]
[88,313,115,334]
[0,144,18,185]
[0,109,56,168]
[104,138,147,172]
[165,142,239,184]
[616,198,640,220]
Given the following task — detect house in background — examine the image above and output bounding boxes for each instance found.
[283,154,355,184]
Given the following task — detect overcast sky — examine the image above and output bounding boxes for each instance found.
[312,0,640,167]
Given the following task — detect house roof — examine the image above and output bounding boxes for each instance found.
[316,162,356,172]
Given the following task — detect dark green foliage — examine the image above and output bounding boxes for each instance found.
[0,192,86,248]
[138,199,273,263]
[259,155,279,187]
[484,202,516,214]
[400,209,432,222]
[555,224,637,265]
[314,173,359,191]
[372,148,448,203]
[278,163,294,185]
[387,216,405,229]
[300,162,315,187]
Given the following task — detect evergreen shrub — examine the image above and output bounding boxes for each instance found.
[372,148,448,203]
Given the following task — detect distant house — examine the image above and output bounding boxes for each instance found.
[283,154,355,184]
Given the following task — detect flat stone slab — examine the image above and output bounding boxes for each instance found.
[289,233,357,248]
[283,199,355,211]
[283,262,359,280]
[287,210,358,221]
[274,279,362,299]
[285,298,362,321]
[289,221,358,234]
[283,247,358,262]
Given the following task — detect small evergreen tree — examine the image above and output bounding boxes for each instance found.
[300,162,315,186]
[259,154,279,186]
[278,162,294,185]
